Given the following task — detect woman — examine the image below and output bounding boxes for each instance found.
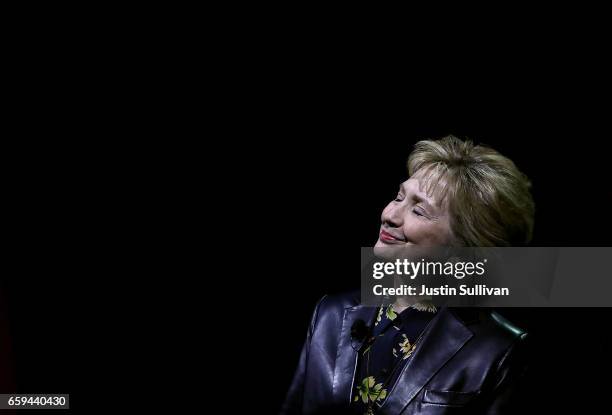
[281,136,535,415]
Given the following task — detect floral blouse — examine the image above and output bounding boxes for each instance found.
[352,303,437,415]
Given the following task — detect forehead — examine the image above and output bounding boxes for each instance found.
[401,169,449,209]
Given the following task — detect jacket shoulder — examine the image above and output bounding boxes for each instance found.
[489,310,528,340]
[451,308,528,348]
[316,290,361,312]
[307,291,363,332]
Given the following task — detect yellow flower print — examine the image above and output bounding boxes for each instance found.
[398,334,417,360]
[354,376,388,404]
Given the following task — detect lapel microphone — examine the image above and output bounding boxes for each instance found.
[350,319,371,342]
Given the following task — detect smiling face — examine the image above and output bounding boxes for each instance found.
[374,171,454,259]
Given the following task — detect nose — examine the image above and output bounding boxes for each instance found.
[381,201,403,228]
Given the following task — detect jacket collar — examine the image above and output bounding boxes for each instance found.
[377,307,474,414]
[332,304,474,411]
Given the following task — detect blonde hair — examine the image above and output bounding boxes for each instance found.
[408,135,535,246]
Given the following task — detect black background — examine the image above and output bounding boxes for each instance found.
[0,177,74,398]
[1,279,71,395]
[3,38,612,413]
[3,99,611,413]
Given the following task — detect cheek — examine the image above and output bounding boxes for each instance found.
[403,219,451,244]
[401,220,426,240]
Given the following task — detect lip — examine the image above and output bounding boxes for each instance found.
[379,229,405,244]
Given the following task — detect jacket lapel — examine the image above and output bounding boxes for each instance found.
[332,304,377,405]
[378,307,474,414]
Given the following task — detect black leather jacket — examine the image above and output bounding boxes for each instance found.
[281,292,527,414]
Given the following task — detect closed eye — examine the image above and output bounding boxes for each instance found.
[413,207,429,218]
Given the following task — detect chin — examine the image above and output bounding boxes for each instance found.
[374,242,402,260]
